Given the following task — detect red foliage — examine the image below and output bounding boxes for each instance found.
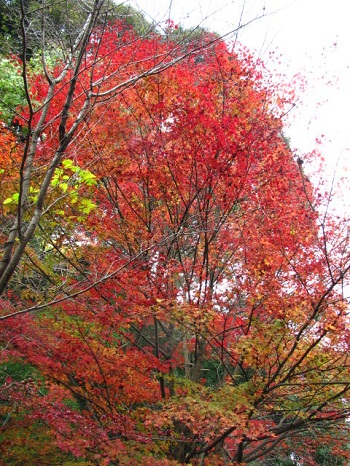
[1,19,350,466]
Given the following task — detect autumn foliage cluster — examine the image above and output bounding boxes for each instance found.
[1,4,350,465]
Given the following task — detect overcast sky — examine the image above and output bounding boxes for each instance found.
[126,0,350,200]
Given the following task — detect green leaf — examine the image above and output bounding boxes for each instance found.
[79,199,97,214]
[80,171,97,186]
[51,177,60,187]
[59,182,68,193]
[62,159,74,169]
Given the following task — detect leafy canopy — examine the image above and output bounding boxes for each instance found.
[1,6,350,466]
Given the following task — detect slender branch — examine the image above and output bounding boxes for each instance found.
[0,231,178,320]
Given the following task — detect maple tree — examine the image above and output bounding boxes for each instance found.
[1,2,350,466]
[0,0,220,295]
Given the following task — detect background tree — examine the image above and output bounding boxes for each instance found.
[0,0,155,55]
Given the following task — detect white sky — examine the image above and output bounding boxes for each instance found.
[126,0,350,202]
